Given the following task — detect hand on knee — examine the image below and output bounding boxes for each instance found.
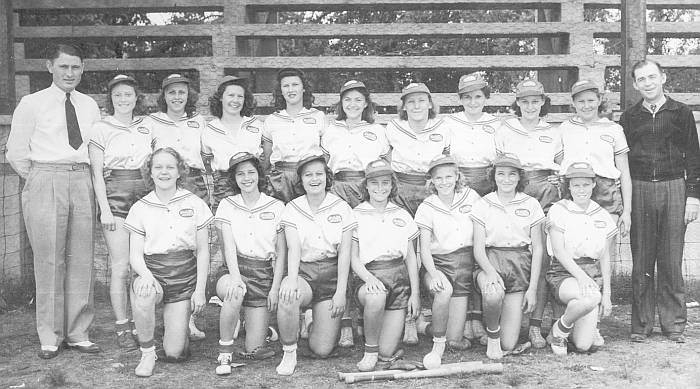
[481,288,504,306]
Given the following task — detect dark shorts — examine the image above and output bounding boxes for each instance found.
[355,257,410,310]
[104,169,148,219]
[459,167,493,197]
[182,168,210,206]
[331,172,365,209]
[523,170,560,214]
[474,246,531,293]
[299,257,339,304]
[424,247,474,297]
[141,250,197,304]
[268,163,302,203]
[395,173,430,217]
[546,256,603,304]
[211,170,234,212]
[217,255,274,308]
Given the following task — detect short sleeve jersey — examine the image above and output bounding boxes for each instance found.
[201,117,264,171]
[124,189,214,255]
[321,120,390,173]
[148,112,207,170]
[280,193,357,262]
[546,199,618,260]
[214,193,284,260]
[444,112,499,168]
[261,108,326,165]
[89,116,153,170]
[385,118,451,174]
[559,117,629,180]
[470,192,545,247]
[352,201,419,264]
[495,117,563,172]
[415,188,482,254]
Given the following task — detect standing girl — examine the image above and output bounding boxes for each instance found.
[262,68,327,203]
[89,74,151,350]
[471,154,545,359]
[351,159,420,371]
[202,76,263,211]
[125,148,212,377]
[545,162,615,355]
[275,154,356,375]
[496,79,562,348]
[213,152,286,375]
[415,155,482,368]
[444,72,499,345]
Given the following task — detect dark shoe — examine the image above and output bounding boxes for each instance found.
[630,333,647,343]
[116,330,139,351]
[668,333,685,343]
[237,346,275,360]
[66,342,102,354]
[38,346,61,359]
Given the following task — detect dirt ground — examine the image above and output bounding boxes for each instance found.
[1,296,700,389]
[6,229,699,388]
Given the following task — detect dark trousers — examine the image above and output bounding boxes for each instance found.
[630,178,687,335]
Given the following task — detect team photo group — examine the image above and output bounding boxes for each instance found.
[5,42,699,379]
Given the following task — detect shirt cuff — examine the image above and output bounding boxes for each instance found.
[687,197,700,206]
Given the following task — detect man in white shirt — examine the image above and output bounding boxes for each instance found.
[6,44,102,358]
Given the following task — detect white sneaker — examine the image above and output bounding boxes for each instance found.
[403,319,419,345]
[338,326,354,348]
[266,326,279,342]
[135,350,157,377]
[215,352,233,376]
[592,328,605,347]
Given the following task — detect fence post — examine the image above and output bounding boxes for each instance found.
[0,0,14,114]
[621,0,646,110]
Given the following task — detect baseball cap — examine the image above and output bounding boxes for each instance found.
[228,151,257,170]
[162,73,190,89]
[296,153,327,176]
[365,159,393,179]
[515,79,545,98]
[493,153,523,169]
[564,162,596,178]
[427,155,457,176]
[570,80,600,97]
[340,80,367,95]
[217,75,246,90]
[458,73,488,94]
[401,83,431,99]
[107,74,136,90]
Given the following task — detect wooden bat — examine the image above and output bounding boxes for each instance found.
[338,369,405,381]
[343,361,503,384]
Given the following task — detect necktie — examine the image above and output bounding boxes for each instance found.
[65,92,82,149]
[650,104,657,114]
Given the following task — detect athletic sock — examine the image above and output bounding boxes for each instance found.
[276,343,297,376]
[423,336,446,369]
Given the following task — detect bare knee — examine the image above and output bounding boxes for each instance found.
[581,291,601,311]
[481,288,505,307]
[433,285,453,303]
[362,293,386,313]
[309,342,334,358]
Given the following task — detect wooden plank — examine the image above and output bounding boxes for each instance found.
[621,0,646,110]
[586,0,700,6]
[12,0,223,10]
[14,25,217,38]
[245,0,563,9]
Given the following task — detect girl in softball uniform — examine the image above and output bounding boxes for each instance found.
[125,148,213,377]
[262,68,327,203]
[545,162,615,355]
[89,74,151,350]
[275,154,356,376]
[415,155,482,369]
[495,79,562,348]
[321,79,390,348]
[444,72,498,345]
[213,152,286,375]
[148,74,209,204]
[471,154,545,360]
[202,76,263,212]
[351,159,420,372]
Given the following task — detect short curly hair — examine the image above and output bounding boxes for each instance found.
[105,78,146,116]
[209,78,256,118]
[227,157,267,195]
[488,165,527,194]
[272,68,315,111]
[295,158,334,195]
[157,82,199,118]
[336,86,376,124]
[427,165,465,195]
[144,147,188,190]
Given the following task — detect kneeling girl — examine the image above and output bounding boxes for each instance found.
[351,159,420,371]
[125,148,213,377]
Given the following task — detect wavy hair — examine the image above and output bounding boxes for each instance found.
[144,147,188,190]
[295,159,334,195]
[511,95,552,117]
[488,166,527,194]
[105,78,146,116]
[360,173,399,203]
[336,87,376,123]
[272,68,315,111]
[427,165,465,195]
[209,78,256,118]
[157,83,199,118]
[227,157,267,195]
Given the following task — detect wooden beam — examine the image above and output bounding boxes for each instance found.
[11,0,223,10]
[0,0,13,114]
[621,0,646,110]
